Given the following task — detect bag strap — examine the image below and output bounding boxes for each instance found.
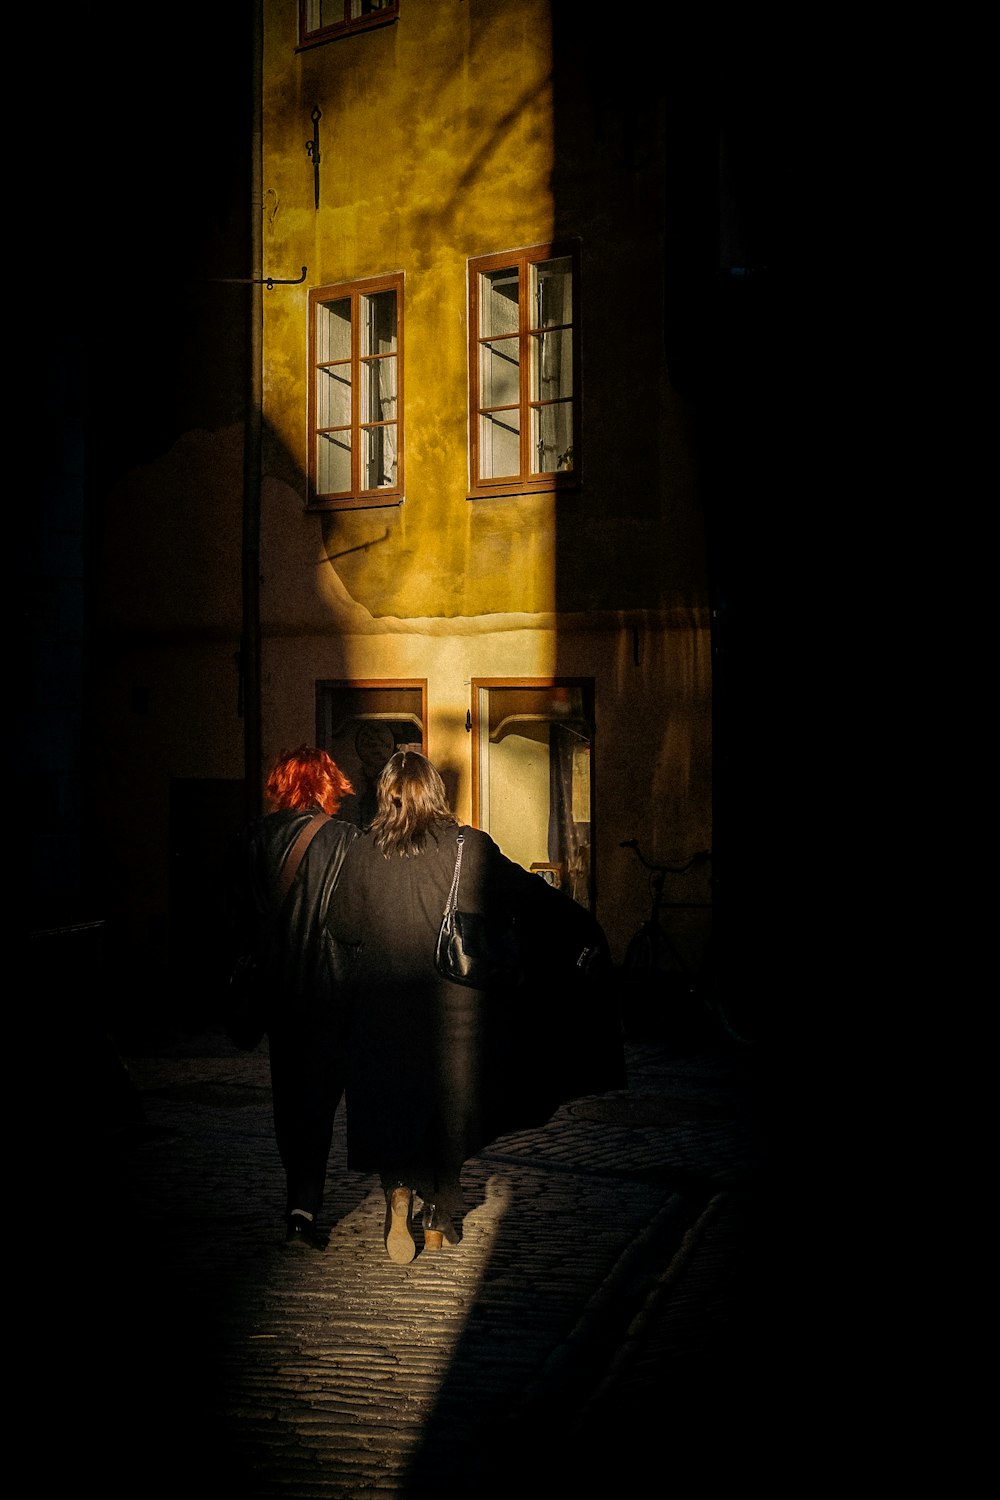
[443,831,465,917]
[277,811,330,904]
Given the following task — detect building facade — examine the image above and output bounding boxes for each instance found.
[62,1,734,1028]
[255,0,713,944]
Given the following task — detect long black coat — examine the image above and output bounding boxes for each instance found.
[326,821,625,1180]
[226,806,362,1221]
[226,807,359,1029]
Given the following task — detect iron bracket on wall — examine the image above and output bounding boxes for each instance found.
[306,106,321,210]
[209,267,308,290]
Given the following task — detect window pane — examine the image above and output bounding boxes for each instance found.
[479,409,520,479]
[360,292,397,488]
[362,355,396,423]
[531,400,573,474]
[480,337,519,406]
[304,3,340,32]
[475,681,593,909]
[469,246,578,495]
[362,289,397,356]
[310,275,402,507]
[318,364,352,428]
[533,257,573,328]
[316,682,424,831]
[318,430,351,493]
[531,328,572,401]
[351,0,393,19]
[480,268,519,338]
[362,422,397,489]
[316,298,351,362]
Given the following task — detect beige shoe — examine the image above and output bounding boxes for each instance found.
[385,1187,415,1264]
[423,1204,460,1250]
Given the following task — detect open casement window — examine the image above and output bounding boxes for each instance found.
[316,679,426,830]
[468,242,581,499]
[298,1,399,49]
[308,274,403,511]
[471,679,595,910]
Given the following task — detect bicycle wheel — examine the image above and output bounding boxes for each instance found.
[623,924,656,979]
[617,925,658,1038]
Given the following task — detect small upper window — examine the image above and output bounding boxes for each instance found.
[307,273,403,511]
[468,242,581,499]
[298,1,399,48]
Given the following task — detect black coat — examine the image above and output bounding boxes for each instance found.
[227,808,359,1031]
[327,821,625,1177]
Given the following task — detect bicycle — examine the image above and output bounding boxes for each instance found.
[617,839,753,1049]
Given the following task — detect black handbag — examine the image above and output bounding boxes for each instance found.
[226,811,330,1049]
[435,831,522,989]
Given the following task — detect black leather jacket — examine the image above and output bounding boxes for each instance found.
[227,807,359,1030]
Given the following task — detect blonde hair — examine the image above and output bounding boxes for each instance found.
[371,750,457,856]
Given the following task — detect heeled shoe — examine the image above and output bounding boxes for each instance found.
[423,1203,460,1250]
[385,1186,416,1264]
[284,1212,322,1250]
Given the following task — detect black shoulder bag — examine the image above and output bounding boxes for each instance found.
[434,831,523,990]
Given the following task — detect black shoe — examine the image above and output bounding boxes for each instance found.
[423,1203,460,1249]
[284,1213,322,1249]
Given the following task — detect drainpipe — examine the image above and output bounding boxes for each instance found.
[242,0,264,819]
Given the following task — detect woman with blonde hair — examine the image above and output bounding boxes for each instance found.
[329,750,624,1264]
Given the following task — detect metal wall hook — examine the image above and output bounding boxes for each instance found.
[306,105,321,210]
[207,267,308,288]
[262,266,308,289]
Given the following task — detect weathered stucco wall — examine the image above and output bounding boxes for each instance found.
[252,0,713,957]
[88,2,716,996]
[260,0,707,623]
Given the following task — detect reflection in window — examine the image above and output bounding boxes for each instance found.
[316,680,425,828]
[472,680,594,908]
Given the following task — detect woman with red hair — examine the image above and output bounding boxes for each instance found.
[227,745,360,1248]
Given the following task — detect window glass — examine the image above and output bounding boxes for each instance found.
[479,409,520,479]
[472,679,594,909]
[480,336,519,408]
[481,268,519,339]
[469,244,579,496]
[300,1,399,47]
[315,681,426,829]
[533,400,573,476]
[309,274,402,509]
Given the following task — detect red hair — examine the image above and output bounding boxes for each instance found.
[264,745,354,816]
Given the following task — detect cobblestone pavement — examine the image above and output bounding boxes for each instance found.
[86,1021,774,1498]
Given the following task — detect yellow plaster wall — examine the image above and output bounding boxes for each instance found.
[253,2,713,956]
[258,465,711,956]
[260,0,707,626]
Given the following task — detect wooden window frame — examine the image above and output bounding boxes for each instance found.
[315,679,428,828]
[307,272,404,512]
[468,241,582,500]
[298,1,399,50]
[316,679,428,753]
[470,676,596,909]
